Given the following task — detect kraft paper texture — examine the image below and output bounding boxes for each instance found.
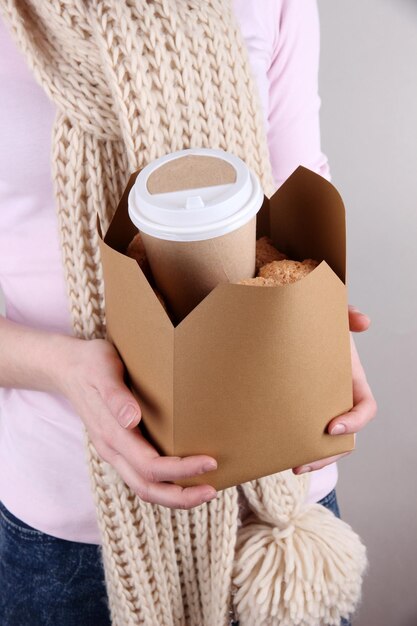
[98,166,354,490]
[140,217,256,322]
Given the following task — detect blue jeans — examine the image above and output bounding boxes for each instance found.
[0,491,351,625]
[0,501,111,626]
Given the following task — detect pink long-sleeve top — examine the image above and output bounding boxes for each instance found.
[0,0,337,544]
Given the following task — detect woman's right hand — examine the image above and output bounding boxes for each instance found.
[0,317,217,509]
[57,337,218,509]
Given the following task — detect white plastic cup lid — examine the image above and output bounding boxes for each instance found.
[128,148,264,241]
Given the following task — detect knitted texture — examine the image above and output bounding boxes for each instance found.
[1,2,367,624]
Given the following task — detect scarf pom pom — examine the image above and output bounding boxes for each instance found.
[232,503,367,626]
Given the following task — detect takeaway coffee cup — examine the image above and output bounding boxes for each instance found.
[128,148,264,321]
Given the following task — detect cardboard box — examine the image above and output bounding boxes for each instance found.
[98,166,354,490]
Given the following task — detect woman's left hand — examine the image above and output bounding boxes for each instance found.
[293,305,377,475]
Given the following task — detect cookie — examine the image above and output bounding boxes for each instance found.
[126,232,147,265]
[258,258,319,285]
[126,232,152,280]
[238,276,276,287]
[255,236,287,272]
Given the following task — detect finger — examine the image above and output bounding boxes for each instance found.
[99,380,142,429]
[111,426,218,481]
[348,305,371,333]
[328,343,377,435]
[327,394,377,435]
[88,391,218,479]
[111,455,217,509]
[293,452,351,474]
[327,334,378,435]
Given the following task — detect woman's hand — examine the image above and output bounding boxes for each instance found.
[348,304,371,332]
[56,337,218,509]
[55,337,218,509]
[293,306,377,475]
[0,315,217,509]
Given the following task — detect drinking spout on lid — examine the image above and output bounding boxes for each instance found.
[185,196,205,210]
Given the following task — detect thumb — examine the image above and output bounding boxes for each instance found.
[100,378,142,429]
[348,305,371,333]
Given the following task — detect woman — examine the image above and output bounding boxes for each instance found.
[0,1,376,624]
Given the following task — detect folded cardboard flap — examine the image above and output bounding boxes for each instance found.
[98,240,174,452]
[267,167,346,283]
[174,262,353,488]
[104,172,139,253]
[98,166,354,490]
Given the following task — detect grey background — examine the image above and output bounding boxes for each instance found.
[319,1,417,625]
[0,1,416,624]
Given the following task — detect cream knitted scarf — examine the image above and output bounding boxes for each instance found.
[1,2,367,624]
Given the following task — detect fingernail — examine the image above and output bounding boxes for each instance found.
[296,465,312,474]
[330,423,346,435]
[118,404,138,428]
[202,461,217,473]
[202,490,217,503]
